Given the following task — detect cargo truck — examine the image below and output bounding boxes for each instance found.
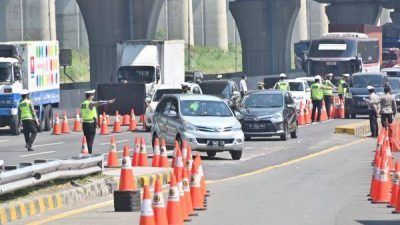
[0,41,60,135]
[113,40,185,96]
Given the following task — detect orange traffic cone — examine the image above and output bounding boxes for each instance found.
[128,109,137,131]
[330,103,335,120]
[321,101,327,121]
[177,170,190,222]
[152,138,161,167]
[99,115,109,135]
[339,100,345,119]
[195,155,209,197]
[153,178,168,225]
[106,136,119,168]
[52,112,62,135]
[181,141,188,167]
[140,185,156,225]
[182,168,195,217]
[132,137,140,167]
[190,158,206,211]
[298,101,305,126]
[371,156,381,201]
[304,100,311,124]
[172,141,180,168]
[186,145,193,180]
[112,111,122,133]
[73,110,82,132]
[372,151,391,203]
[166,174,184,225]
[158,139,169,168]
[81,136,89,155]
[122,114,130,126]
[138,137,149,167]
[119,146,136,191]
[389,161,400,207]
[61,111,70,134]
[173,147,184,181]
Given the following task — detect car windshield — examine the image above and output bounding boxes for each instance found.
[289,82,304,91]
[180,100,232,117]
[243,93,283,108]
[383,51,398,61]
[199,82,231,99]
[153,89,182,101]
[0,62,11,83]
[351,75,383,88]
[118,66,155,83]
[389,79,400,90]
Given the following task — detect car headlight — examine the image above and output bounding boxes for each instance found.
[271,112,283,122]
[345,93,352,99]
[232,122,242,131]
[184,121,197,131]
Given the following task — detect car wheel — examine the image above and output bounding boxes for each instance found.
[230,150,242,160]
[207,151,217,158]
[345,112,350,119]
[290,123,298,139]
[176,135,183,150]
[350,114,356,119]
[152,132,158,149]
[280,123,288,141]
[244,136,251,141]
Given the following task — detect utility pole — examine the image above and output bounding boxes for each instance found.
[187,0,191,71]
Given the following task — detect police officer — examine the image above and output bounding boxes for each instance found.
[323,74,336,119]
[311,76,324,123]
[258,81,265,90]
[18,89,38,151]
[364,86,380,137]
[338,74,349,101]
[275,73,289,91]
[81,90,115,154]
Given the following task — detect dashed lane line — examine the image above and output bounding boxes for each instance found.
[34,142,65,148]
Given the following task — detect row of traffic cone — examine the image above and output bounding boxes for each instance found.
[368,127,400,213]
[52,111,73,135]
[297,98,345,126]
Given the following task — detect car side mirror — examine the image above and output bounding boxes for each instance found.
[305,88,310,92]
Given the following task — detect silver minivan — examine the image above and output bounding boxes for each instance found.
[151,94,244,160]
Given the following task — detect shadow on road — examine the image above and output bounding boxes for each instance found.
[357,221,400,225]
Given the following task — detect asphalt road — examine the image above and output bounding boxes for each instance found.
[9,118,399,225]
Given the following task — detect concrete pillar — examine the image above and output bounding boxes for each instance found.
[292,0,308,44]
[0,0,56,41]
[56,0,89,49]
[379,8,393,26]
[230,0,300,76]
[167,0,194,45]
[318,1,382,25]
[308,1,328,39]
[226,0,240,45]
[192,0,204,45]
[203,0,228,51]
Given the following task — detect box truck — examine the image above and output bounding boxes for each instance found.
[0,41,60,135]
[113,40,185,96]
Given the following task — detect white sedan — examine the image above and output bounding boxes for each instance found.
[286,79,311,109]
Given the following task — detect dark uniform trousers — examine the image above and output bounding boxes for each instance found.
[312,100,322,122]
[381,113,393,128]
[324,95,332,119]
[22,120,37,147]
[83,122,96,154]
[369,109,378,137]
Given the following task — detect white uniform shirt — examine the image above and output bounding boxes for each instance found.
[240,79,248,92]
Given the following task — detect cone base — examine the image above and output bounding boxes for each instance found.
[193,207,207,211]
[371,200,390,204]
[392,210,400,214]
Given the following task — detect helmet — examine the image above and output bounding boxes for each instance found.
[314,75,322,80]
[279,73,286,78]
[21,89,29,95]
[343,74,350,78]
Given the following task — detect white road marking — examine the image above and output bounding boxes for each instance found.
[34,142,65,148]
[20,151,56,158]
[241,153,268,161]
[0,140,9,143]
[99,139,129,146]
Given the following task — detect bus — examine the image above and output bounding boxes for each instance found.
[305,33,380,83]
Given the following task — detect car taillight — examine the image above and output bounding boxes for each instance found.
[4,88,12,93]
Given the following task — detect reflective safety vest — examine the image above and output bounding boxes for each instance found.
[19,99,33,121]
[277,81,289,91]
[311,83,324,100]
[323,80,333,96]
[338,79,346,94]
[80,100,97,123]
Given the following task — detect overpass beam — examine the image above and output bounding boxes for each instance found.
[230,0,300,76]
[321,1,382,25]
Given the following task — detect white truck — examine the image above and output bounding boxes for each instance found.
[0,41,60,135]
[114,40,185,95]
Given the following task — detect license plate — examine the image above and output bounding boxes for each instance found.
[251,124,265,129]
[326,61,337,66]
[207,140,225,147]
[358,101,366,106]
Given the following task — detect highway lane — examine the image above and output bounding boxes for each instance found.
[8,119,388,225]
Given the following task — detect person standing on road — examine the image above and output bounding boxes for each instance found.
[364,86,380,137]
[338,74,349,101]
[311,76,324,123]
[80,90,115,154]
[380,85,397,128]
[258,81,265,90]
[323,74,336,119]
[18,89,38,151]
[275,73,289,91]
[240,74,248,98]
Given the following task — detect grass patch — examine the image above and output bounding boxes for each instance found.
[0,172,110,203]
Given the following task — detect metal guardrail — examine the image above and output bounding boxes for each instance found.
[0,155,104,195]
